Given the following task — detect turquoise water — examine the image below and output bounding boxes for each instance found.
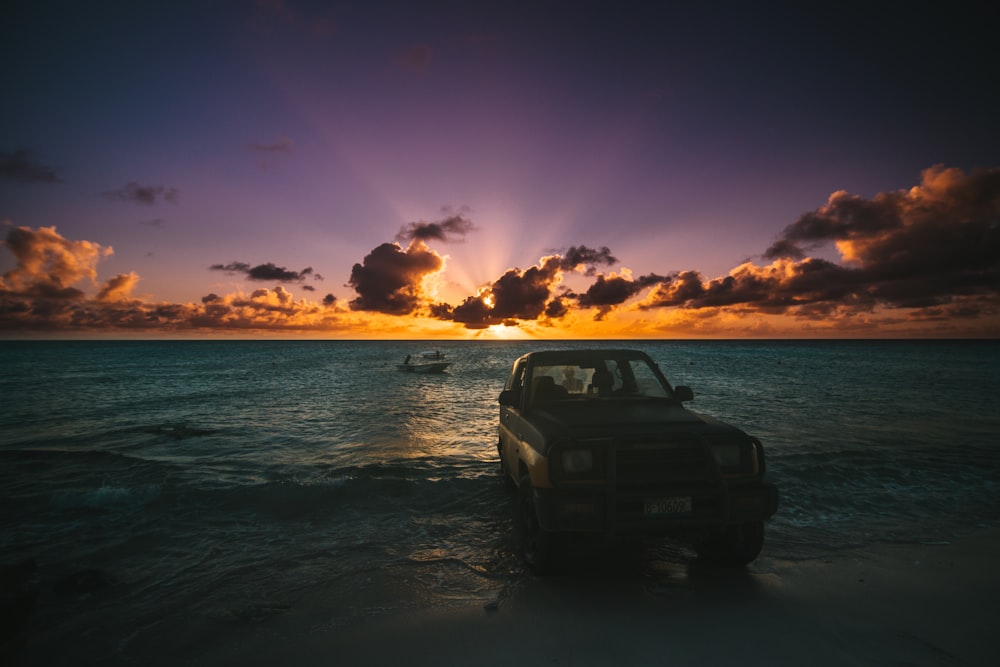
[2,340,999,662]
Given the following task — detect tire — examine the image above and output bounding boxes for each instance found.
[518,475,557,572]
[695,521,765,567]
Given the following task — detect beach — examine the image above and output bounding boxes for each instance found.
[119,529,998,667]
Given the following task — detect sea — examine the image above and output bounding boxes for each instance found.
[2,339,999,663]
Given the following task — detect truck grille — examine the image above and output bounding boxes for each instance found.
[614,440,716,483]
[611,439,726,532]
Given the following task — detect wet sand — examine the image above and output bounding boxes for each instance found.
[184,529,1000,667]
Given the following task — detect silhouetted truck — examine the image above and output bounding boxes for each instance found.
[498,349,778,570]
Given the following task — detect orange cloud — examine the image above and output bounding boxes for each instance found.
[1,225,112,297]
[2,165,999,338]
[96,272,141,302]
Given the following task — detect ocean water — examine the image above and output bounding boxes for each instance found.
[2,340,999,662]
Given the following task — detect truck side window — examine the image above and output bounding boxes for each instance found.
[506,361,526,392]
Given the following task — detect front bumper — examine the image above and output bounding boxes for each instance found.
[533,480,778,536]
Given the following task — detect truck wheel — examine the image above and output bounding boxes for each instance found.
[518,475,556,572]
[695,521,765,567]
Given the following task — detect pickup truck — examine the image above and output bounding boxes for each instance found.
[498,349,778,570]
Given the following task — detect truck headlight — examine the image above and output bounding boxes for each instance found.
[710,444,742,468]
[561,449,594,473]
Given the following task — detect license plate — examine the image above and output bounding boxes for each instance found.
[644,497,692,515]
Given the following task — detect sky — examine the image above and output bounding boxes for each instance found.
[2,0,998,339]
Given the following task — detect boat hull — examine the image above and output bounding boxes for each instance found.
[397,362,450,374]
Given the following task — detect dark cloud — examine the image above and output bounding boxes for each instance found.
[764,192,903,259]
[395,214,477,244]
[3,166,998,336]
[103,182,180,206]
[761,238,804,261]
[209,262,321,283]
[248,137,294,169]
[648,166,1000,318]
[642,261,864,312]
[544,297,570,319]
[428,301,453,320]
[557,245,618,275]
[490,262,559,319]
[396,44,432,74]
[449,294,494,329]
[0,148,61,183]
[348,241,443,314]
[435,165,997,327]
[248,137,293,153]
[211,261,251,273]
[576,273,666,307]
[444,245,618,328]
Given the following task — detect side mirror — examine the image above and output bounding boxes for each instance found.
[498,389,521,407]
[673,386,694,402]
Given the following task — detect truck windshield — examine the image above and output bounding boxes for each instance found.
[530,357,670,402]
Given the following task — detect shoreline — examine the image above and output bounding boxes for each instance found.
[177,530,1000,667]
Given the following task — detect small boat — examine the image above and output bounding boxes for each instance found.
[397,361,450,374]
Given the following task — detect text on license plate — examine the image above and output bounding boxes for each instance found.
[644,497,692,515]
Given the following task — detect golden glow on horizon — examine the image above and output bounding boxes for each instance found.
[4,160,1000,342]
[482,323,527,339]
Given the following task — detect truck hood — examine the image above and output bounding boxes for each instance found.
[528,400,745,439]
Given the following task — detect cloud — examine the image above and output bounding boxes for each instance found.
[248,137,294,169]
[632,165,999,326]
[395,44,433,75]
[103,182,180,206]
[395,213,477,244]
[0,148,61,183]
[556,245,618,275]
[444,245,619,329]
[487,264,558,319]
[2,166,998,337]
[640,261,862,312]
[348,240,444,314]
[210,261,322,283]
[96,272,141,302]
[0,225,128,326]
[181,286,341,332]
[249,137,294,154]
[0,227,343,332]
[437,166,999,331]
[1,225,112,296]
[576,272,666,308]
[748,165,999,313]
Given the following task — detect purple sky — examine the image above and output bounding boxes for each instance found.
[2,1,998,337]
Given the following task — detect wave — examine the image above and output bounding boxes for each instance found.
[6,439,999,557]
[50,482,163,512]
